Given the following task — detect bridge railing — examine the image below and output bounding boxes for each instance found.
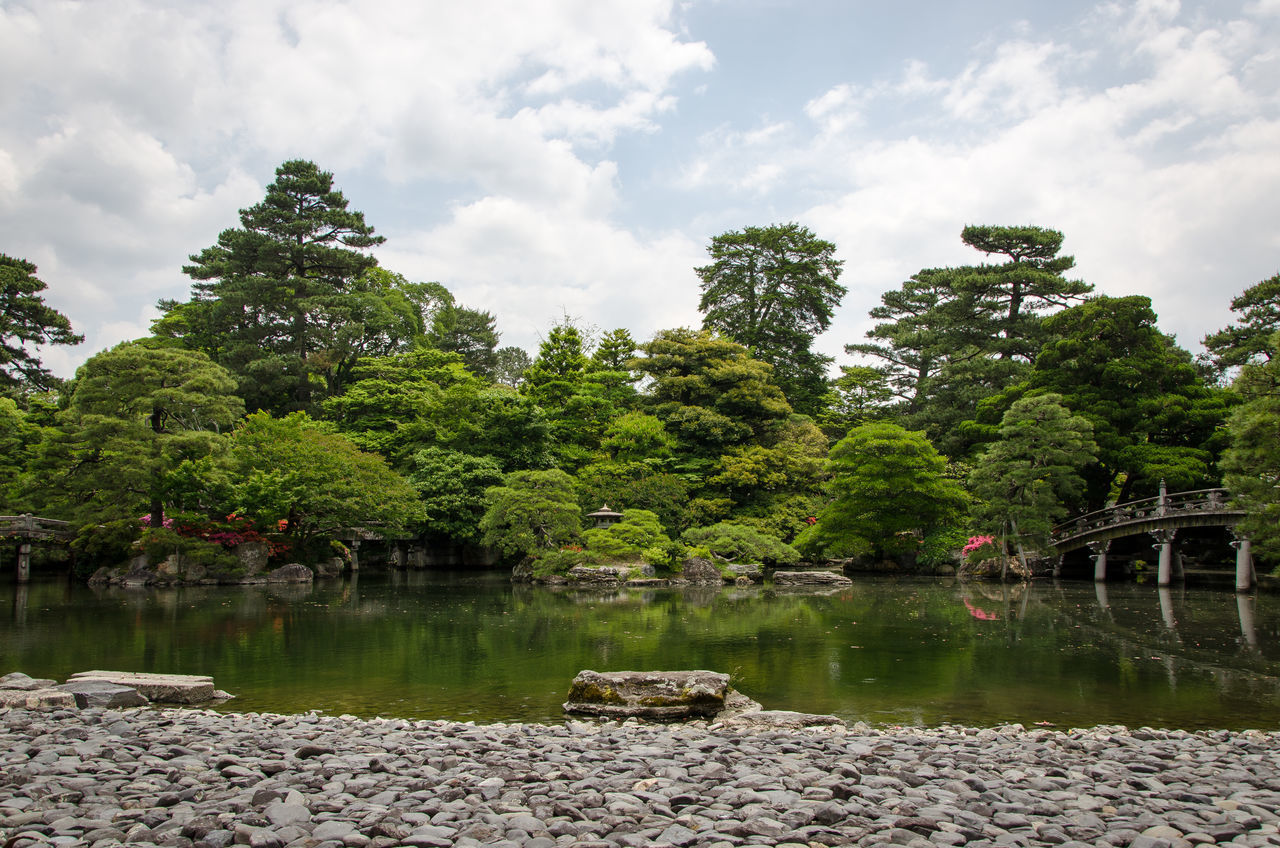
[0,514,74,541]
[1051,488,1235,543]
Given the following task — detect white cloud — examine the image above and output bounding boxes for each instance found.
[380,194,704,353]
[1,0,713,373]
[680,1,1280,360]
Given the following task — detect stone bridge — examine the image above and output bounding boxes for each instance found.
[1050,487,1255,591]
[1,514,74,583]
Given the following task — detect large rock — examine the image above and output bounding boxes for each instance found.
[567,566,629,586]
[68,670,217,703]
[235,541,271,577]
[0,673,77,709]
[679,558,724,585]
[773,570,852,586]
[55,679,149,708]
[0,672,56,690]
[265,564,313,583]
[564,670,730,719]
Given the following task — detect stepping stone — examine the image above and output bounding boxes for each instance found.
[68,670,217,703]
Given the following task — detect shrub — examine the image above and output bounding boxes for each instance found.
[680,522,800,566]
[71,519,142,573]
[641,539,688,574]
[531,547,593,577]
[583,509,669,560]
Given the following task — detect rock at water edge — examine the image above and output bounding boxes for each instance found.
[773,570,852,586]
[564,669,730,719]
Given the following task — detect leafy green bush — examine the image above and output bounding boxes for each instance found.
[583,509,669,560]
[680,522,800,566]
[531,547,592,577]
[71,519,142,568]
[641,539,688,573]
[138,527,239,571]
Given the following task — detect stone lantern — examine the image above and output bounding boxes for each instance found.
[587,504,623,529]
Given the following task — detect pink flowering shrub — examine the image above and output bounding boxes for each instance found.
[961,535,996,556]
[141,512,289,558]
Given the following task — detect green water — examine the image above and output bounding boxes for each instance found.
[1,571,1277,729]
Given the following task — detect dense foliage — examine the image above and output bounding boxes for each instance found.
[5,159,1269,577]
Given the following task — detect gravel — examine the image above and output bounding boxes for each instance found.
[1,706,1278,848]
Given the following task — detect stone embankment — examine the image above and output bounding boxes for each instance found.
[2,706,1278,848]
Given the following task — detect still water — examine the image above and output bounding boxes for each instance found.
[1,571,1277,730]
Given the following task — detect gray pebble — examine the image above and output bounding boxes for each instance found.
[1,707,1278,848]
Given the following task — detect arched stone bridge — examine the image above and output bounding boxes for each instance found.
[1050,488,1254,590]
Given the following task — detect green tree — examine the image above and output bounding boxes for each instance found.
[0,253,82,394]
[574,461,690,533]
[35,342,243,528]
[221,411,424,547]
[989,296,1229,508]
[846,268,959,416]
[405,447,505,545]
[816,365,893,439]
[493,346,532,388]
[795,422,968,565]
[590,328,637,372]
[598,411,674,464]
[522,322,589,408]
[696,223,846,415]
[968,394,1098,573]
[0,397,38,511]
[846,227,1091,453]
[158,160,386,413]
[323,349,553,471]
[632,328,791,468]
[1221,337,1280,563]
[1202,272,1280,377]
[428,304,500,378]
[480,469,582,559]
[953,225,1092,361]
[586,327,639,410]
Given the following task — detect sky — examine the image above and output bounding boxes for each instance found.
[3,0,1279,378]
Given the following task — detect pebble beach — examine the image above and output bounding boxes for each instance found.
[2,706,1278,848]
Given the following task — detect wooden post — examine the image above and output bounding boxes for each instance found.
[349,539,360,572]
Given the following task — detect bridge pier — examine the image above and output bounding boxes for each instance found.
[1149,530,1178,586]
[16,542,31,584]
[1088,540,1111,582]
[1230,533,1255,593]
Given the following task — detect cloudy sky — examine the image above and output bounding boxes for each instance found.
[3,0,1278,378]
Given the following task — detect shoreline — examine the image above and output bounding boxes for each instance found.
[2,707,1278,848]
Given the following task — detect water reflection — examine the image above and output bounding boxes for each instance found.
[0,572,1276,729]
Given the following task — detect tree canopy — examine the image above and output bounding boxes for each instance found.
[0,253,82,394]
[796,422,968,564]
[156,159,389,413]
[36,342,243,528]
[696,223,846,415]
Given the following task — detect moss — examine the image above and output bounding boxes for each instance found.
[567,681,625,705]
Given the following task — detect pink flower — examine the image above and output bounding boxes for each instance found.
[961,535,996,556]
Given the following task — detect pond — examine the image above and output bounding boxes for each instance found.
[1,571,1277,730]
